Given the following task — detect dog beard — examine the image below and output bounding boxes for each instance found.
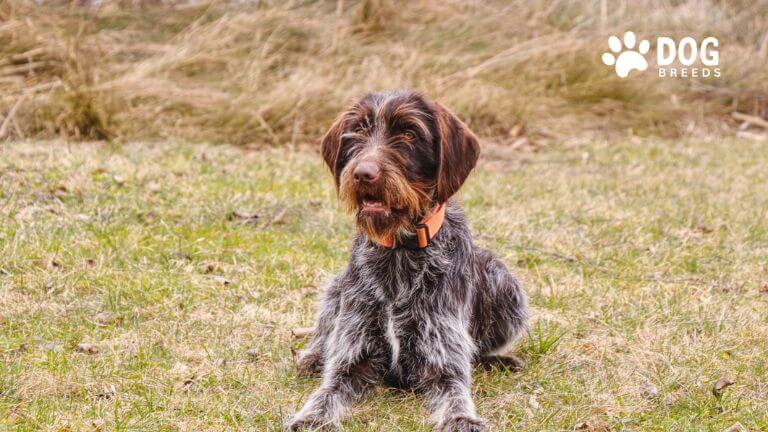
[338,164,433,245]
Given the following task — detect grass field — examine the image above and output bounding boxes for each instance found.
[1,137,767,431]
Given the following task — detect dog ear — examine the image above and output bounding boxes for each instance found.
[433,102,480,203]
[320,112,349,188]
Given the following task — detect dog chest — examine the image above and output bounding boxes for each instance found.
[384,304,401,367]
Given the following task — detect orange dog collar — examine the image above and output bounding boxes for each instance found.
[376,202,446,249]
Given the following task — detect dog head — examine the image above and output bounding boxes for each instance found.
[320,90,480,244]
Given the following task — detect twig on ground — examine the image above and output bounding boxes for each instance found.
[736,131,767,141]
[0,94,25,140]
[291,327,315,338]
[0,61,50,77]
[732,112,768,130]
[1,80,62,103]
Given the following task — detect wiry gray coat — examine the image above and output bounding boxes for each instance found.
[289,201,528,431]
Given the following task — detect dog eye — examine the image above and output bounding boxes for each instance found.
[341,134,355,146]
[402,131,415,140]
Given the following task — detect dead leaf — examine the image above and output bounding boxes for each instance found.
[639,381,659,399]
[510,136,540,152]
[50,184,68,198]
[94,312,120,326]
[760,283,768,294]
[85,258,96,267]
[722,422,747,432]
[528,394,539,410]
[74,213,91,222]
[663,389,683,406]
[271,208,289,225]
[712,377,734,398]
[170,361,189,376]
[36,259,61,271]
[509,123,525,138]
[229,210,259,223]
[695,224,714,234]
[213,276,230,286]
[523,393,539,418]
[574,421,609,431]
[180,375,197,391]
[171,251,191,262]
[88,383,115,400]
[202,262,220,274]
[76,343,99,354]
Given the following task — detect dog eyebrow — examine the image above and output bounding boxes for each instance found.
[384,103,433,141]
[398,118,433,142]
[341,132,364,140]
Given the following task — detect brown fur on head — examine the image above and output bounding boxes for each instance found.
[320,90,480,244]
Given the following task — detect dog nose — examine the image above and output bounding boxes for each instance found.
[353,162,380,183]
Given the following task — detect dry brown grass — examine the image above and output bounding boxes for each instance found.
[1,0,767,145]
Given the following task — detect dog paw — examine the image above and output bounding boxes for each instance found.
[285,414,335,431]
[436,416,489,432]
[480,354,525,372]
[295,349,323,376]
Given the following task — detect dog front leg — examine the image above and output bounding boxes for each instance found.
[287,312,383,430]
[413,325,488,432]
[421,364,488,432]
[286,360,378,430]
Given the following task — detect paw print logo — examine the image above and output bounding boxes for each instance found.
[601,31,650,78]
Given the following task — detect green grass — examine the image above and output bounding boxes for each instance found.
[1,138,767,431]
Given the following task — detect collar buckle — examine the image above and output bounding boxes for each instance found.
[415,223,431,248]
[373,202,446,250]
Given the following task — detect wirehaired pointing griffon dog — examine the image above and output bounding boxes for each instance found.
[287,90,528,432]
